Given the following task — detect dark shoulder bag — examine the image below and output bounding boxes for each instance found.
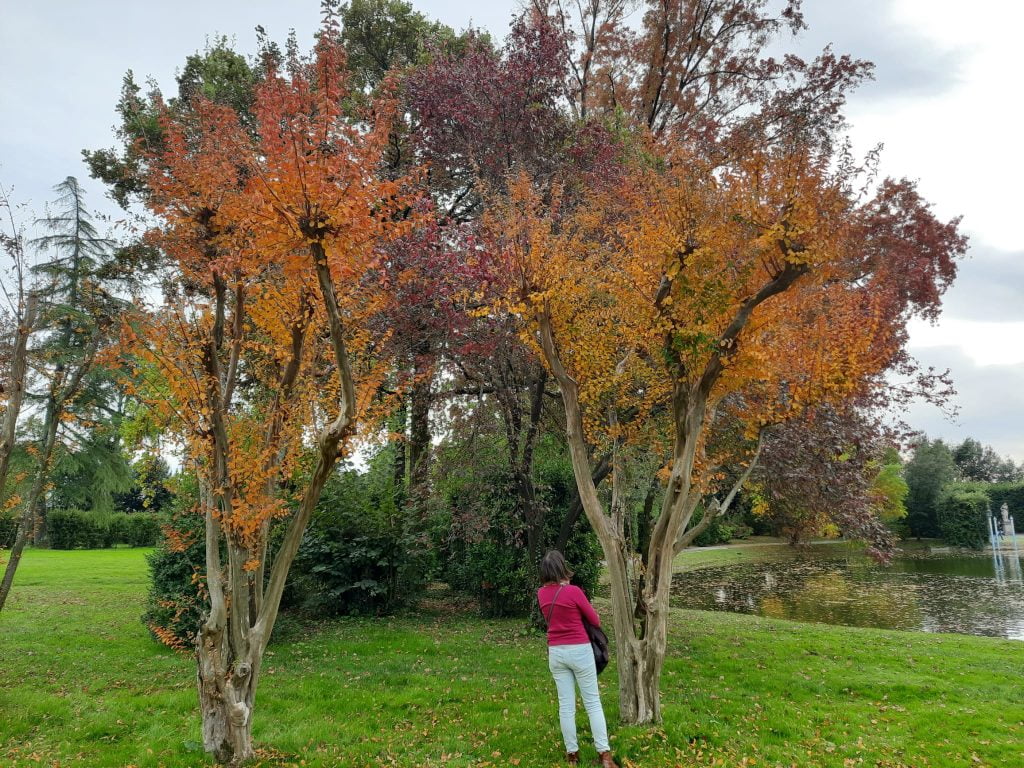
[584,619,610,675]
[545,585,609,675]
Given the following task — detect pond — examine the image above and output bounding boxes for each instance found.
[671,543,1024,640]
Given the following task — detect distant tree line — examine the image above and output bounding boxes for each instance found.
[903,435,1023,547]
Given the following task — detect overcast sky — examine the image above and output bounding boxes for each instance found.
[2,0,1021,460]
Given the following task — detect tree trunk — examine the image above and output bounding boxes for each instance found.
[0,293,37,494]
[196,623,259,767]
[0,393,61,612]
[518,369,546,567]
[392,397,407,498]
[617,637,663,724]
[194,421,342,764]
[407,348,432,495]
[554,453,612,553]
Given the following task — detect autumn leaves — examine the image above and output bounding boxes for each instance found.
[122,1,968,745]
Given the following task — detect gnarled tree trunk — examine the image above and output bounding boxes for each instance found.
[196,616,260,765]
[192,243,358,764]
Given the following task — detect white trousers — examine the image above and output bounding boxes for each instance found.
[548,643,610,753]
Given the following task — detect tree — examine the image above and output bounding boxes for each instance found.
[113,454,174,515]
[129,14,417,763]
[84,39,261,212]
[337,0,463,497]
[872,447,909,525]
[536,0,869,155]
[904,437,957,538]
[340,0,453,94]
[27,177,130,535]
[408,10,573,219]
[467,1,964,725]
[0,184,38,516]
[936,488,989,549]
[408,11,618,562]
[0,177,122,612]
[952,437,1022,483]
[333,2,468,502]
[751,406,901,553]
[489,122,963,722]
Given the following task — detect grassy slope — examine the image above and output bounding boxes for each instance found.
[0,549,1021,768]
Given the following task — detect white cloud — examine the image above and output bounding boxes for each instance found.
[908,318,1024,367]
[901,346,1024,462]
[841,0,1024,252]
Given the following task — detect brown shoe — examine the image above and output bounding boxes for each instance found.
[566,751,579,765]
[596,752,616,767]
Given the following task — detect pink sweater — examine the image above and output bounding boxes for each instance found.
[537,583,601,646]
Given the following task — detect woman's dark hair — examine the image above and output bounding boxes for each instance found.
[540,550,572,584]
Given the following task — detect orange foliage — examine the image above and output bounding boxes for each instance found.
[490,144,912,495]
[128,32,418,555]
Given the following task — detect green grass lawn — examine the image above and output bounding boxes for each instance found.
[671,538,863,573]
[1,548,1022,767]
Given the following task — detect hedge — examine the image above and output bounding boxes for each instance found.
[978,482,1024,519]
[936,489,990,549]
[47,509,165,549]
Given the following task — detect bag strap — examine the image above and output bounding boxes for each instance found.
[545,584,565,626]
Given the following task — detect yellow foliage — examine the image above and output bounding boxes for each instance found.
[486,144,909,501]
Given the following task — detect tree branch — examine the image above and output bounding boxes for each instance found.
[674,430,764,554]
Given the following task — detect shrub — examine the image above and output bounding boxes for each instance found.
[143,457,428,650]
[143,518,207,651]
[46,509,165,549]
[436,480,534,617]
[125,513,163,547]
[948,481,1024,523]
[48,509,106,549]
[986,483,1024,517]
[731,522,754,540]
[690,508,737,547]
[291,461,430,616]
[433,436,602,618]
[142,478,208,651]
[936,489,989,549]
[106,514,129,546]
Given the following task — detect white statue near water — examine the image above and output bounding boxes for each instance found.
[990,502,1021,585]
[990,502,1018,554]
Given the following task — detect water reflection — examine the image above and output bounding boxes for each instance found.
[671,546,1024,640]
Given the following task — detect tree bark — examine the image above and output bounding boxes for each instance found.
[392,397,408,499]
[194,242,358,764]
[407,342,432,496]
[0,293,37,496]
[196,586,259,766]
[554,453,612,553]
[519,368,547,566]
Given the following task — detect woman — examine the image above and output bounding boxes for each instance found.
[537,550,615,767]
